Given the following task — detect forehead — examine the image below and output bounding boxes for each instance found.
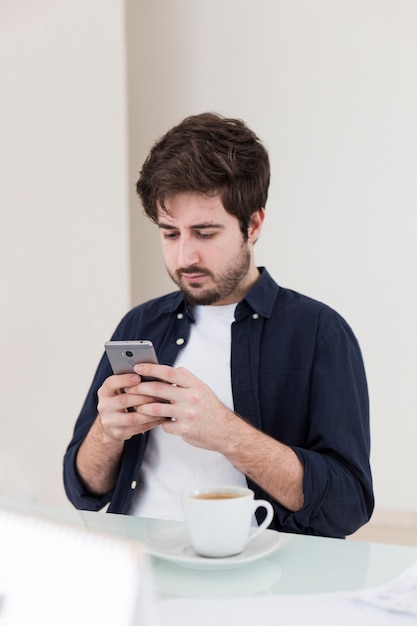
[156,191,234,225]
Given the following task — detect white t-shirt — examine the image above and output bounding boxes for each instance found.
[128,303,248,521]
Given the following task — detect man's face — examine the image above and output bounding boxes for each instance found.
[157,192,262,306]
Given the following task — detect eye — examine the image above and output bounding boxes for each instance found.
[196,231,215,239]
[163,231,179,240]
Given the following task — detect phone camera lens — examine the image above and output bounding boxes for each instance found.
[125,350,133,357]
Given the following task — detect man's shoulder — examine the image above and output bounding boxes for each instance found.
[276,284,330,310]
[250,268,343,324]
[260,269,333,314]
[276,284,345,321]
[274,284,356,345]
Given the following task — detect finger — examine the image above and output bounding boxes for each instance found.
[135,397,180,421]
[98,386,156,417]
[100,400,165,427]
[134,363,192,387]
[140,418,166,433]
[100,373,140,396]
[136,380,180,405]
[160,419,192,443]
[106,417,165,441]
[116,390,162,414]
[123,410,166,428]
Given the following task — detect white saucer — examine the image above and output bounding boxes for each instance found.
[143,526,281,570]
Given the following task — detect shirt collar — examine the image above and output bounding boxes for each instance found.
[156,289,195,321]
[236,267,279,320]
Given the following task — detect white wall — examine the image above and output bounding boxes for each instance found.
[129,0,417,514]
[0,0,130,508]
[1,0,416,516]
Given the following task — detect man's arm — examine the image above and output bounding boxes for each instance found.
[75,416,124,495]
[75,372,166,497]
[218,413,304,512]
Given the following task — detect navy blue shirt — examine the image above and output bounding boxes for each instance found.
[64,268,373,538]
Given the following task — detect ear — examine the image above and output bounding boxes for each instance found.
[247,209,265,243]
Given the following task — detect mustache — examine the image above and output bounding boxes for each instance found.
[177,266,211,275]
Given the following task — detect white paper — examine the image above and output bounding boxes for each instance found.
[356,562,417,617]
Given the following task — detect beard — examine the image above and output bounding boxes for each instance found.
[167,245,251,306]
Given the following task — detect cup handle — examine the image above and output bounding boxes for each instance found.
[247,499,274,544]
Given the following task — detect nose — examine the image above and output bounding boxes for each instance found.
[177,235,200,268]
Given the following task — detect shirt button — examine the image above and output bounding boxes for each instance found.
[130,480,137,490]
[176,337,185,346]
[177,312,184,319]
[252,313,259,320]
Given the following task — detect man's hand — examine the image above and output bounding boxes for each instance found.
[132,363,239,452]
[97,372,166,442]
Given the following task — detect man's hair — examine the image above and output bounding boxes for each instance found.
[136,112,270,235]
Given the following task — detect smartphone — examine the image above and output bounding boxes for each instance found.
[104,340,159,375]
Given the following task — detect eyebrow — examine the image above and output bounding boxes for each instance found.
[158,222,224,231]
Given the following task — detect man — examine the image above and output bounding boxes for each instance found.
[64,112,373,538]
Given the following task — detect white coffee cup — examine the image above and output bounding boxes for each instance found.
[182,485,274,558]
